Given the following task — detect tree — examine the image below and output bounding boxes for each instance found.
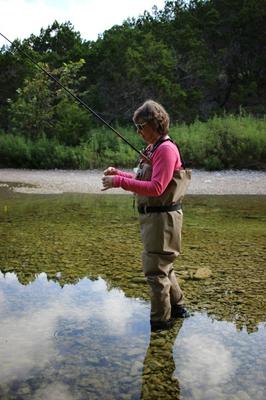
[2,0,265,131]
[0,41,36,130]
[8,59,91,145]
[9,65,53,139]
[125,31,187,119]
[26,21,90,67]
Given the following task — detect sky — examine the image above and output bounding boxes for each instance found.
[0,0,166,47]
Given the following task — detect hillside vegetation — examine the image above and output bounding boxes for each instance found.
[0,0,265,169]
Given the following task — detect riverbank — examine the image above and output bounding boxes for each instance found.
[0,168,266,195]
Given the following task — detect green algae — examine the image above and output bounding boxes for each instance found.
[0,188,265,332]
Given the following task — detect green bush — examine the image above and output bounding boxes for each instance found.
[171,115,266,170]
[0,133,31,167]
[0,115,265,170]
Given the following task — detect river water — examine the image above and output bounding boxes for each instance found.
[0,185,265,399]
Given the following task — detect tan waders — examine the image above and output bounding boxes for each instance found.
[136,142,191,324]
[140,210,184,321]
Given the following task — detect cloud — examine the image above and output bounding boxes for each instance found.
[0,304,62,382]
[0,274,147,383]
[0,290,5,308]
[0,0,165,47]
[175,333,238,400]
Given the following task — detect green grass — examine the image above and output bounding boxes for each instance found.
[0,115,265,170]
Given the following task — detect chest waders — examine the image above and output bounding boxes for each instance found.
[136,138,191,322]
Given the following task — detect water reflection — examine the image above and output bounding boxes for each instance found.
[0,272,150,399]
[0,272,265,400]
[141,321,184,399]
[174,315,266,400]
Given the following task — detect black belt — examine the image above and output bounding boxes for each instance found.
[138,203,182,214]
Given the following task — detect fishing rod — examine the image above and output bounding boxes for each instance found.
[0,32,149,161]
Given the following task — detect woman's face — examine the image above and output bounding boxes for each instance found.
[136,122,161,145]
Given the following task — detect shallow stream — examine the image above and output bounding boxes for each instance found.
[0,186,265,399]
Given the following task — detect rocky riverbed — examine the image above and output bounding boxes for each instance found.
[0,168,265,195]
[1,170,265,400]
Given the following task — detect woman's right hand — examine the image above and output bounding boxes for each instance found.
[103,167,118,176]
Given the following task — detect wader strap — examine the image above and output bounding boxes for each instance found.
[141,137,186,169]
[138,203,182,214]
[174,142,186,169]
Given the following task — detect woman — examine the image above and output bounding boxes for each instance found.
[102,100,191,332]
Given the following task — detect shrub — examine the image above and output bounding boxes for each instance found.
[0,133,31,167]
[0,115,265,170]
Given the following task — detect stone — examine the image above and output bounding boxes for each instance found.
[194,267,212,279]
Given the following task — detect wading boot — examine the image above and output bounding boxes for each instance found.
[171,305,190,319]
[150,319,175,332]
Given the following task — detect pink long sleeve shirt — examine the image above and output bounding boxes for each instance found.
[112,140,182,197]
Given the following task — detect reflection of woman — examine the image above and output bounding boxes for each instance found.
[141,319,184,399]
[102,100,190,331]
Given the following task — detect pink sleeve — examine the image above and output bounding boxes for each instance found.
[115,169,134,179]
[113,144,180,196]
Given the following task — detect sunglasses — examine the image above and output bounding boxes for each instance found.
[135,122,148,131]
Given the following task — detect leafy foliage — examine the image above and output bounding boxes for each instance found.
[8,59,91,145]
[0,1,265,169]
[1,116,265,170]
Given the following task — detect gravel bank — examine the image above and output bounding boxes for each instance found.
[0,168,265,195]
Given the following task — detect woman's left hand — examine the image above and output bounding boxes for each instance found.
[101,176,114,191]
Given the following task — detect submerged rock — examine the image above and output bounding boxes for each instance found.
[194,267,212,280]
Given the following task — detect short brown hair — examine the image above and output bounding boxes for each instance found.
[133,100,170,135]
